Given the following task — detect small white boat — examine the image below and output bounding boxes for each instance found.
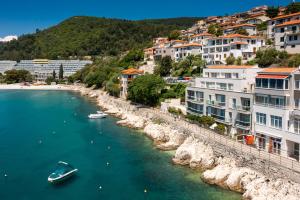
[48,161,78,183]
[88,111,107,119]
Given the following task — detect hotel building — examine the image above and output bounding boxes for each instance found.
[253,68,300,160]
[202,34,265,65]
[186,65,261,138]
[14,59,92,81]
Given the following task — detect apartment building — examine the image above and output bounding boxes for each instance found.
[223,24,257,36]
[120,68,143,99]
[153,40,186,61]
[186,65,261,138]
[173,43,203,61]
[267,12,300,39]
[253,68,300,160]
[14,59,92,81]
[202,34,265,65]
[189,33,213,45]
[273,19,300,54]
[0,60,17,74]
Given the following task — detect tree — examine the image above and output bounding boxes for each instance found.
[172,55,205,76]
[208,24,223,36]
[155,56,173,77]
[4,69,32,84]
[105,73,120,97]
[235,56,242,65]
[46,77,55,85]
[52,70,56,79]
[168,30,181,40]
[255,48,288,68]
[127,74,165,106]
[285,2,300,14]
[59,64,64,80]
[287,54,300,67]
[266,6,279,18]
[226,55,236,65]
[234,29,249,36]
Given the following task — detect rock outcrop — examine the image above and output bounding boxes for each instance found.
[173,137,215,169]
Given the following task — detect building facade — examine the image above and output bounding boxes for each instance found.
[120,68,144,99]
[202,34,265,65]
[186,65,261,138]
[253,68,300,160]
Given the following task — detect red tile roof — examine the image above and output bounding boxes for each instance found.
[260,67,297,74]
[121,68,144,75]
[275,19,300,27]
[174,43,203,48]
[272,12,300,20]
[256,74,289,79]
[190,33,213,38]
[207,65,257,69]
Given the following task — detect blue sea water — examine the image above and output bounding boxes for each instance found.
[0,90,241,200]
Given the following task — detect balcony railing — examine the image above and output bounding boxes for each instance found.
[254,102,290,109]
[210,113,232,124]
[187,96,204,104]
[187,107,203,115]
[235,120,251,130]
[207,100,226,107]
[231,105,251,112]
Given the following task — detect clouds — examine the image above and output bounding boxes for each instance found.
[0,35,18,42]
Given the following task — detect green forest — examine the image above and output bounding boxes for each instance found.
[0,16,202,60]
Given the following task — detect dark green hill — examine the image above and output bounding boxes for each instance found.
[0,16,202,60]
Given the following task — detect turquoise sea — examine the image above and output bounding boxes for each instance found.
[0,90,241,200]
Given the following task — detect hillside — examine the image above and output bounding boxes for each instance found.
[0,16,202,60]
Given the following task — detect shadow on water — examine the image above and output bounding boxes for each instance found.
[50,175,79,189]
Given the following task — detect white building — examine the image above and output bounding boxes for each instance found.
[223,24,257,36]
[273,19,300,54]
[186,65,261,138]
[14,59,92,81]
[267,11,300,39]
[253,67,300,160]
[174,43,203,61]
[202,34,265,65]
[120,68,144,99]
[0,60,17,74]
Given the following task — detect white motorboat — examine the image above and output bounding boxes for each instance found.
[88,111,107,119]
[48,161,78,183]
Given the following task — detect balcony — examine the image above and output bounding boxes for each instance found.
[210,113,232,125]
[254,102,290,110]
[235,120,251,130]
[207,100,226,108]
[187,96,204,104]
[231,105,251,113]
[187,107,203,115]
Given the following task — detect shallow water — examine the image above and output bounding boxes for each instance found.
[0,90,241,200]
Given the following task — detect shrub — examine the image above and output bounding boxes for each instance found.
[215,124,226,134]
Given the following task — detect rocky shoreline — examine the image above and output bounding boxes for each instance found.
[72,85,300,200]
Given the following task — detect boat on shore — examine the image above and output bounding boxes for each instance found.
[88,111,107,119]
[48,161,78,183]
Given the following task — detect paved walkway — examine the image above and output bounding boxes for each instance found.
[143,108,300,174]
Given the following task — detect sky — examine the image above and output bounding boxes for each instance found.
[0,0,296,37]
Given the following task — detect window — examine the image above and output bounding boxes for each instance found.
[292,45,296,48]
[225,73,232,79]
[228,84,233,90]
[271,115,282,129]
[211,72,218,78]
[262,79,269,88]
[256,113,266,125]
[256,78,262,87]
[270,79,276,88]
[285,79,289,89]
[294,119,300,134]
[280,37,284,42]
[280,46,284,49]
[280,28,284,33]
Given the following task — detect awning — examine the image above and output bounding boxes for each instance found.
[256,74,289,79]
